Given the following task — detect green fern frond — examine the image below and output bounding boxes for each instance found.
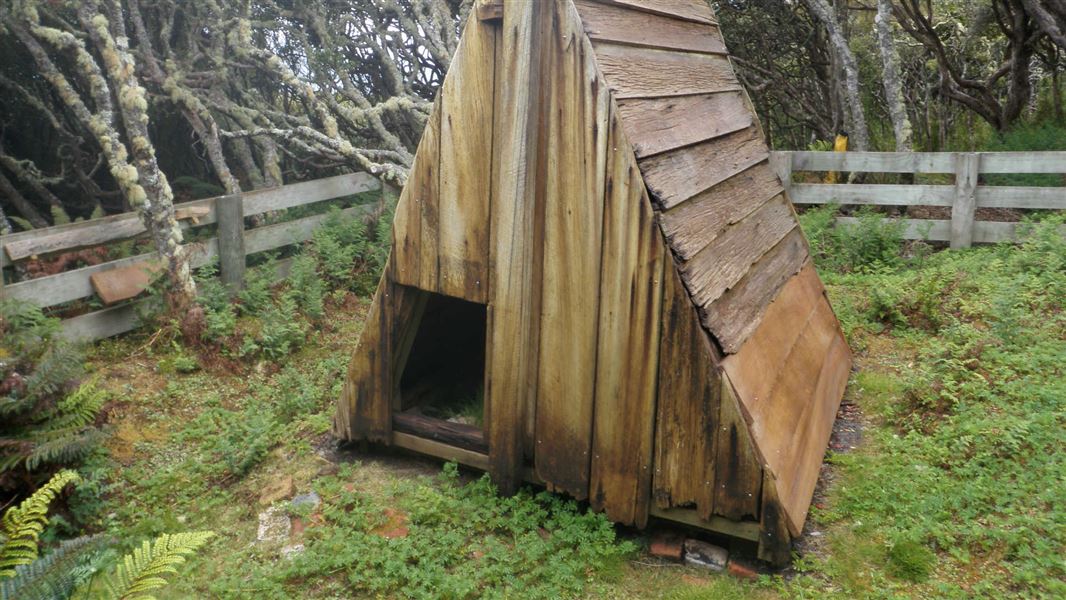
[42,381,107,430]
[25,429,106,471]
[0,470,80,579]
[105,531,214,599]
[0,535,104,600]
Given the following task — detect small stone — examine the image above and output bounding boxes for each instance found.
[648,530,685,561]
[290,491,321,511]
[256,506,291,544]
[280,543,305,559]
[683,539,728,571]
[258,475,294,506]
[727,558,759,580]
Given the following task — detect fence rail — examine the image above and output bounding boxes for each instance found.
[771,151,1066,248]
[1,172,381,341]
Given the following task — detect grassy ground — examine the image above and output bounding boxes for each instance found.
[73,215,1063,598]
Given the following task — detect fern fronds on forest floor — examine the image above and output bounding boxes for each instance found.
[0,469,80,578]
[105,531,214,599]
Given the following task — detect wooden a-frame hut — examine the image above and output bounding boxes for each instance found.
[334,0,851,564]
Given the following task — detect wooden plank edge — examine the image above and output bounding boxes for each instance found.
[587,0,718,26]
[648,506,761,542]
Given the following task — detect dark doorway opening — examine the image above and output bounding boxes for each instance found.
[394,292,487,453]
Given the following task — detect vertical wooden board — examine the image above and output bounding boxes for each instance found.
[652,266,720,519]
[714,377,763,521]
[485,0,546,495]
[757,469,793,566]
[418,99,443,292]
[534,1,610,500]
[390,103,442,288]
[777,324,851,536]
[589,116,665,527]
[335,270,424,443]
[437,17,495,303]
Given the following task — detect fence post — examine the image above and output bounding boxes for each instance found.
[769,152,793,196]
[950,153,979,249]
[216,193,245,291]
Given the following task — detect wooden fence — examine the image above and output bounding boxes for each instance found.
[770,151,1066,248]
[1,172,381,341]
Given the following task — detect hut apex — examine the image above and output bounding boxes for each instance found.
[334,0,851,564]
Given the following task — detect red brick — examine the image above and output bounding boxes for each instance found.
[727,558,759,580]
[648,530,685,561]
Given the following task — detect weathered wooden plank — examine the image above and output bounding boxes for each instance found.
[975,186,1066,209]
[242,172,380,216]
[335,273,425,443]
[648,506,761,542]
[589,114,664,528]
[1,172,378,268]
[588,0,718,24]
[243,205,371,256]
[714,377,763,521]
[534,2,610,501]
[979,151,1066,173]
[437,17,495,303]
[833,217,1065,244]
[89,259,164,305]
[392,431,490,471]
[721,263,826,416]
[786,151,957,174]
[616,92,751,158]
[702,228,808,354]
[392,411,488,454]
[592,43,740,99]
[419,99,443,291]
[653,266,720,519]
[389,184,421,286]
[659,162,782,260]
[640,126,768,210]
[681,196,797,310]
[574,0,726,55]
[484,0,546,494]
[59,301,143,341]
[788,183,955,207]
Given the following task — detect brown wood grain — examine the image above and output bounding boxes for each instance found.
[485,0,546,494]
[574,0,726,55]
[702,228,808,354]
[335,273,425,443]
[721,263,826,415]
[393,411,488,454]
[592,42,740,99]
[438,17,495,303]
[417,98,443,293]
[588,0,718,24]
[534,1,610,501]
[714,376,763,520]
[616,92,751,159]
[757,469,792,566]
[390,104,442,288]
[652,266,720,519]
[681,195,797,310]
[658,162,782,260]
[589,113,665,528]
[640,126,769,210]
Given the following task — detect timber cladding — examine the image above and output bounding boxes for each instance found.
[334,0,851,565]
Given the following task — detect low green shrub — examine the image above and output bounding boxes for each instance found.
[800,205,907,274]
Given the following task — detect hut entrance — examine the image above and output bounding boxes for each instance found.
[393,291,487,454]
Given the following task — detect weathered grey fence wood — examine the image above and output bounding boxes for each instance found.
[60,301,145,341]
[0,172,380,269]
[950,153,979,248]
[788,151,957,174]
[976,186,1066,209]
[980,152,1066,173]
[789,183,954,206]
[244,205,369,256]
[769,153,792,194]
[216,194,246,291]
